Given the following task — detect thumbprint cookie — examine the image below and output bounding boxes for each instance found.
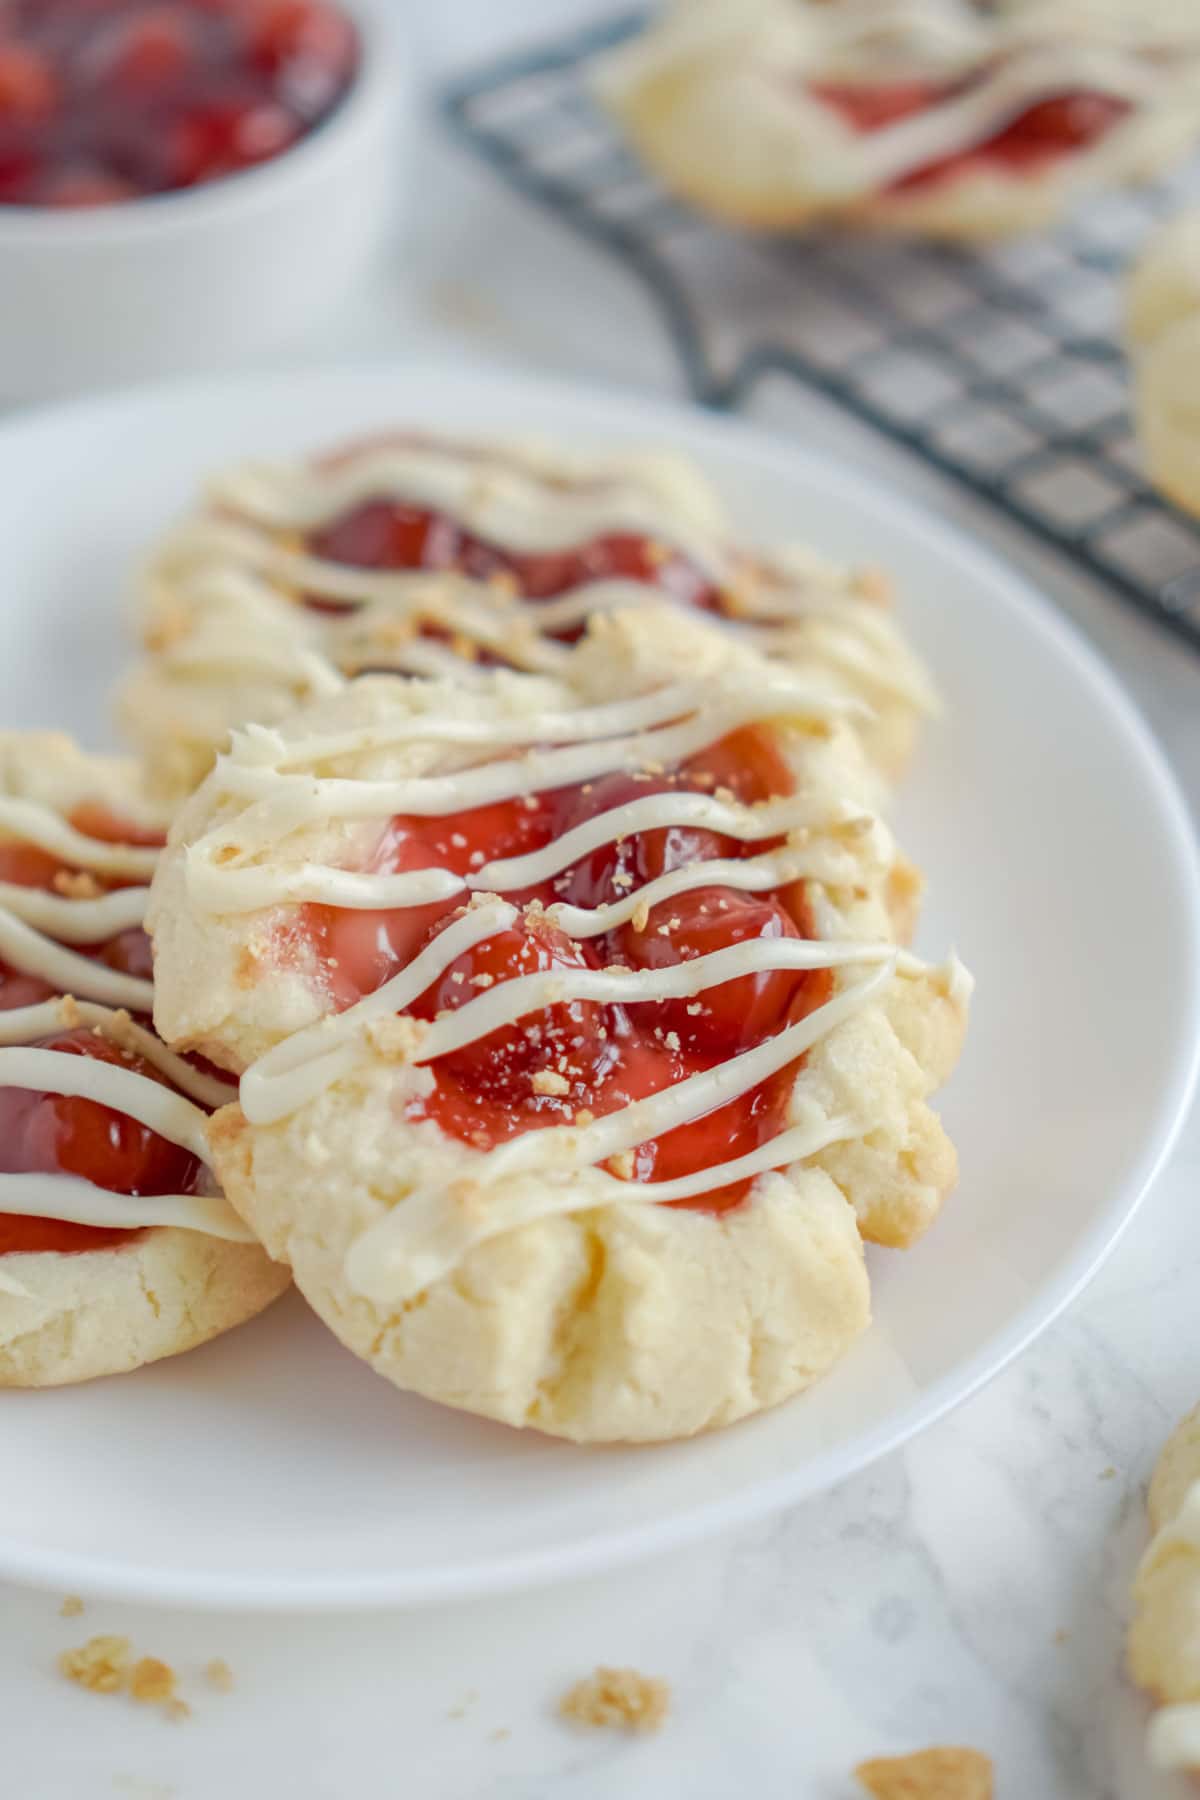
[119,432,935,800]
[597,0,1200,238]
[0,734,287,1387]
[149,611,968,1442]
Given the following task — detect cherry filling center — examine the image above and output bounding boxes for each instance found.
[0,810,193,1257]
[303,500,724,644]
[308,727,833,1215]
[810,78,1131,192]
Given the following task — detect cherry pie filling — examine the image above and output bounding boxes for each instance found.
[0,0,358,209]
[0,809,204,1256]
[810,78,1131,192]
[303,500,726,647]
[307,727,834,1216]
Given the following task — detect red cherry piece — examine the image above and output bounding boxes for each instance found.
[554,771,737,912]
[416,917,611,1139]
[0,44,58,122]
[812,80,940,134]
[68,805,164,849]
[618,888,805,1057]
[249,0,356,79]
[101,10,196,93]
[0,1028,203,1198]
[41,167,140,208]
[309,501,445,572]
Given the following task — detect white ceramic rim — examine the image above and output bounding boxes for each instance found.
[0,361,1197,1612]
[0,0,394,246]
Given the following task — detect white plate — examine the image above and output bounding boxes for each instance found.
[1,360,1197,1612]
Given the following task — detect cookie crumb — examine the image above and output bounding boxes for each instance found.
[558,1666,670,1734]
[1099,1466,1117,1481]
[855,1746,993,1800]
[490,1727,511,1743]
[163,1698,191,1724]
[204,1658,234,1694]
[532,1069,570,1097]
[129,1659,178,1706]
[59,1635,132,1695]
[59,1595,84,1619]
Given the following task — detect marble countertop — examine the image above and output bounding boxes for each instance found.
[5,7,1200,1796]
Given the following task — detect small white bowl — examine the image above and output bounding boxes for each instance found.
[0,3,402,402]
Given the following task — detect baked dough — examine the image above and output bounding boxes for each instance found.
[149,610,968,1443]
[598,0,1200,239]
[120,433,936,801]
[1129,1404,1200,1776]
[1127,210,1200,518]
[0,732,287,1387]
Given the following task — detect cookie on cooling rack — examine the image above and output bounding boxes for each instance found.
[119,430,935,801]
[0,733,287,1387]
[1127,210,1200,518]
[596,0,1200,239]
[1129,1404,1200,1777]
[148,610,968,1444]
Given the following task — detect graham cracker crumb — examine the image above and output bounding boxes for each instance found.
[855,1747,993,1800]
[490,1727,511,1743]
[57,994,84,1029]
[53,869,103,899]
[532,1069,570,1097]
[163,1698,191,1724]
[59,1635,132,1695]
[364,1013,427,1063]
[558,1667,670,1734]
[59,1594,84,1618]
[129,1659,178,1706]
[609,1149,636,1180]
[205,1658,234,1694]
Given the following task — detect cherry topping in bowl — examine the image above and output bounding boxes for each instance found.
[0,0,359,208]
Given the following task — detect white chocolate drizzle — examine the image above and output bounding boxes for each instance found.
[145,440,936,720]
[600,0,1200,199]
[188,666,968,1300]
[0,799,245,1247]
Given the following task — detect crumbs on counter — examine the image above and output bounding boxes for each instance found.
[855,1746,993,1800]
[58,1636,228,1719]
[558,1666,670,1734]
[59,1594,84,1619]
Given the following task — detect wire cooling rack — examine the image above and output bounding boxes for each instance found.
[441,11,1200,656]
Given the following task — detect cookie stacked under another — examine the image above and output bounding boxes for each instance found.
[119,432,936,803]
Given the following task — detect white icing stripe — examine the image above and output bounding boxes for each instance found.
[470,791,853,891]
[0,908,154,1012]
[548,846,857,939]
[0,999,235,1110]
[414,938,906,1065]
[0,1047,210,1160]
[0,798,159,878]
[0,1172,253,1245]
[208,450,735,581]
[187,856,465,917]
[464,960,898,1180]
[206,697,836,825]
[0,880,147,941]
[343,1110,862,1306]
[248,680,743,766]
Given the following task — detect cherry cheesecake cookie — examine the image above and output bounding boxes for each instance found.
[1130,1405,1200,1779]
[149,612,968,1443]
[597,0,1200,238]
[0,734,287,1387]
[119,432,935,801]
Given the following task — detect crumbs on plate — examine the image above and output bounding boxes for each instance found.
[855,1746,993,1800]
[59,1594,84,1618]
[558,1666,670,1734]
